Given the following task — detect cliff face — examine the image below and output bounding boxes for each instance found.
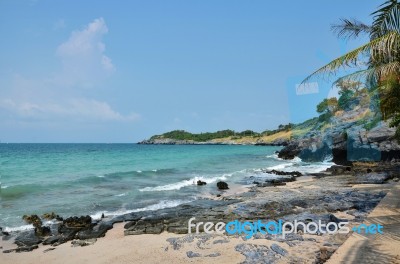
[278,98,400,164]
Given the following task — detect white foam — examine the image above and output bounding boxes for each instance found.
[267,162,294,170]
[139,174,231,192]
[151,169,157,172]
[266,153,283,160]
[4,224,34,232]
[115,193,127,197]
[265,156,334,174]
[1,185,9,189]
[90,199,192,220]
[137,170,142,173]
[97,175,105,178]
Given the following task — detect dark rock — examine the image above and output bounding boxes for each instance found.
[22,215,42,228]
[186,250,201,258]
[42,212,58,220]
[278,142,301,160]
[217,181,229,190]
[270,243,288,256]
[124,219,164,235]
[213,239,229,244]
[63,215,92,229]
[35,225,51,237]
[197,180,207,186]
[327,165,352,175]
[14,230,42,247]
[329,214,349,224]
[15,245,39,252]
[264,169,302,177]
[235,243,278,263]
[77,222,113,240]
[43,235,61,245]
[43,247,56,253]
[71,238,97,247]
[350,172,392,184]
[3,249,16,253]
[205,253,221,257]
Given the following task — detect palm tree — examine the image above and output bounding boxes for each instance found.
[303,0,400,138]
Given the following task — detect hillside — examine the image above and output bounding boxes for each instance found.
[138,118,320,145]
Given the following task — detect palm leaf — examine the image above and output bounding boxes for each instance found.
[371,0,400,38]
[301,31,400,84]
[331,18,371,39]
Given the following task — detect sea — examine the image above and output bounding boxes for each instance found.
[0,143,333,232]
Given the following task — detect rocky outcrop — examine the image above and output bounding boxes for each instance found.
[279,119,400,165]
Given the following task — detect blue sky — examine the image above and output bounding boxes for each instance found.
[0,0,380,143]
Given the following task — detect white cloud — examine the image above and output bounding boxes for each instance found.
[57,17,115,74]
[1,18,138,125]
[0,98,140,122]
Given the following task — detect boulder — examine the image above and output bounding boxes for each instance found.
[217,181,229,190]
[197,180,207,186]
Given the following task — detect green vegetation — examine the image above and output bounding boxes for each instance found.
[316,97,338,122]
[303,0,400,141]
[150,117,322,143]
[150,129,260,142]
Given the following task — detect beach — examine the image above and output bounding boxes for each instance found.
[3,162,399,263]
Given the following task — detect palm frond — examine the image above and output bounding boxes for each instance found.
[332,61,400,87]
[371,0,400,38]
[301,31,400,84]
[331,18,371,39]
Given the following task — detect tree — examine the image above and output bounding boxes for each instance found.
[302,0,400,139]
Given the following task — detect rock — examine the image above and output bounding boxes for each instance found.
[15,245,39,252]
[3,249,16,253]
[197,180,207,186]
[71,238,97,247]
[270,243,288,256]
[329,214,349,224]
[14,230,42,247]
[42,212,63,221]
[124,219,164,235]
[217,181,229,190]
[213,239,229,244]
[22,215,42,228]
[264,169,302,177]
[350,172,392,184]
[278,142,301,160]
[205,253,221,257]
[63,215,92,229]
[43,247,56,253]
[35,225,51,237]
[186,250,201,258]
[77,222,113,239]
[327,165,352,175]
[235,243,278,263]
[43,235,61,245]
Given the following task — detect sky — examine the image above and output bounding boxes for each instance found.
[0,0,381,143]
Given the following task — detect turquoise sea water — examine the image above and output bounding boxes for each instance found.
[0,144,332,231]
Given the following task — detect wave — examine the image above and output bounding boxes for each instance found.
[90,199,193,220]
[265,156,334,174]
[139,174,232,192]
[3,224,34,233]
[266,153,283,161]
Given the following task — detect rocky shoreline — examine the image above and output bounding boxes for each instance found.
[2,162,399,263]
